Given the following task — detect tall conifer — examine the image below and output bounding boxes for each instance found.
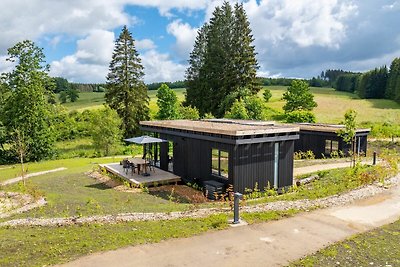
[185,1,259,117]
[106,26,149,137]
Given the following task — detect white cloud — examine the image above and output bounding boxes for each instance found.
[383,1,400,11]
[136,39,156,51]
[167,20,198,60]
[141,50,187,83]
[50,30,115,82]
[50,30,185,83]
[0,0,134,53]
[244,0,356,49]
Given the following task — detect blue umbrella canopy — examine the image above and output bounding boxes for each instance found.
[124,135,166,144]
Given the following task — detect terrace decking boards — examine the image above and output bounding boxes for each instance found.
[100,163,180,187]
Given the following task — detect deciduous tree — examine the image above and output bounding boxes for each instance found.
[282,80,317,113]
[1,40,55,161]
[156,84,178,120]
[337,109,357,167]
[90,106,122,156]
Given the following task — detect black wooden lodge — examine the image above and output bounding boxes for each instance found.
[140,119,299,194]
[140,119,370,195]
[293,123,370,158]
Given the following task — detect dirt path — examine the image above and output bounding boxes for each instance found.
[0,167,67,186]
[59,182,400,267]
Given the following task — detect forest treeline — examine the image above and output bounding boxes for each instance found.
[321,57,400,102]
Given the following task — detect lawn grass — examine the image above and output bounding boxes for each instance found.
[0,157,123,183]
[59,92,106,111]
[291,218,400,266]
[0,214,228,267]
[54,138,143,159]
[0,157,193,220]
[58,88,187,113]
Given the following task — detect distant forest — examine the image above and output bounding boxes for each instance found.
[318,57,400,103]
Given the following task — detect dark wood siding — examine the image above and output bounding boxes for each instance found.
[232,142,275,193]
[155,132,297,194]
[295,131,369,159]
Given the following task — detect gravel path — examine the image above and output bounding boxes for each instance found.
[2,174,398,227]
[0,167,67,186]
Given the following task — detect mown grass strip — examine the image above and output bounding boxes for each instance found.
[290,218,400,266]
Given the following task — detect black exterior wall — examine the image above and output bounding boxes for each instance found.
[143,128,298,194]
[295,131,369,158]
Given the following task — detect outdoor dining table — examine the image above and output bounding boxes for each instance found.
[127,158,149,175]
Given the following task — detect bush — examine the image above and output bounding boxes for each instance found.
[177,105,200,120]
[285,110,316,123]
[263,88,272,102]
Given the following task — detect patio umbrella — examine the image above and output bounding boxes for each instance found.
[124,135,166,144]
[124,135,167,160]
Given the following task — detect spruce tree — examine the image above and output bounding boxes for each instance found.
[232,3,259,93]
[106,26,149,137]
[185,1,259,117]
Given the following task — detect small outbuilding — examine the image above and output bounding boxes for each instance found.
[140,119,299,194]
[294,123,370,158]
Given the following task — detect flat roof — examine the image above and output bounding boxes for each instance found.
[140,119,299,137]
[292,123,371,133]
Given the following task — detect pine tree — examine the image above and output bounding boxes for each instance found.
[185,1,259,117]
[105,26,149,137]
[1,40,55,161]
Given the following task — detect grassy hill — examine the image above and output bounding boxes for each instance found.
[262,86,400,124]
[58,86,400,125]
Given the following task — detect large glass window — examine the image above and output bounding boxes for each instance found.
[211,149,229,179]
[325,140,339,154]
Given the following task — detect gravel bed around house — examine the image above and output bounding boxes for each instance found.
[1,174,399,228]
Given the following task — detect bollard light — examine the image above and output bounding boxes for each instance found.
[233,192,243,224]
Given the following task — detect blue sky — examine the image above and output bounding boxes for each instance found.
[0,0,399,83]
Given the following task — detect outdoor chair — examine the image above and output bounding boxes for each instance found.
[148,160,155,173]
[122,159,130,174]
[130,162,138,174]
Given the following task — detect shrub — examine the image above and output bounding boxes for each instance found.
[285,110,316,123]
[263,88,272,102]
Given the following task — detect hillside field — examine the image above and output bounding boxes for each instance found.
[58,86,400,124]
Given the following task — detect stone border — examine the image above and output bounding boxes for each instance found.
[1,174,398,227]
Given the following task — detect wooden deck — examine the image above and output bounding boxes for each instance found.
[100,163,181,187]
